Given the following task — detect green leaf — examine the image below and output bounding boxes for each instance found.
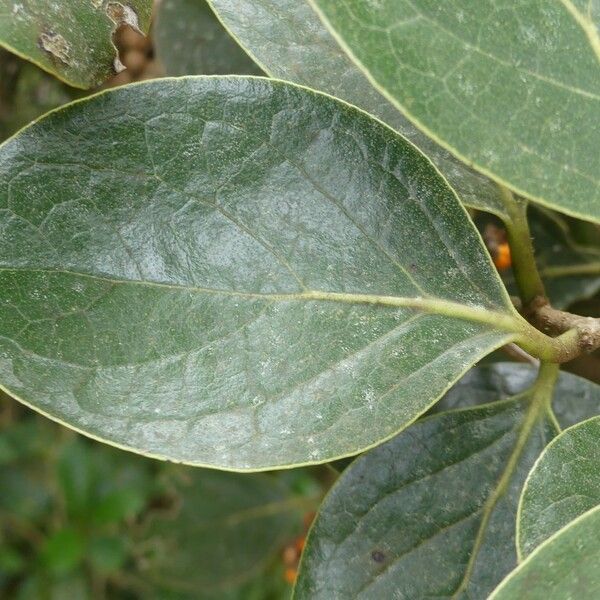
[518,415,600,558]
[0,0,152,89]
[138,470,302,596]
[529,207,600,309]
[433,362,600,429]
[0,465,52,521]
[155,0,262,77]
[88,535,128,572]
[294,364,597,599]
[0,77,529,470]
[490,504,600,600]
[491,205,600,309]
[208,0,508,218]
[309,0,600,223]
[40,527,85,575]
[57,439,95,520]
[57,436,155,522]
[0,54,82,142]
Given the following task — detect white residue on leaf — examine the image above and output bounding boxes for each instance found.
[113,56,126,73]
[363,387,375,411]
[39,32,72,65]
[106,2,141,32]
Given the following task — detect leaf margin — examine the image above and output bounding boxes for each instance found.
[0,74,547,471]
[306,0,600,224]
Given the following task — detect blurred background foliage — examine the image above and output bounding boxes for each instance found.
[0,0,599,598]
[0,393,324,599]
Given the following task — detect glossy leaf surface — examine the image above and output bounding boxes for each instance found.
[295,365,600,599]
[208,0,507,218]
[0,0,152,89]
[154,0,261,77]
[490,505,600,600]
[518,415,600,557]
[310,0,600,222]
[0,77,518,469]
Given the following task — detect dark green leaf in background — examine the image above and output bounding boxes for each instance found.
[518,414,600,557]
[0,77,523,469]
[40,527,85,575]
[488,205,600,310]
[310,0,600,223]
[528,207,600,309]
[154,0,262,76]
[0,52,81,142]
[433,362,600,428]
[295,364,600,599]
[0,0,153,88]
[0,404,309,598]
[139,470,303,597]
[208,0,508,218]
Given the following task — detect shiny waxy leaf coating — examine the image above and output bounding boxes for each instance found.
[518,415,600,557]
[310,0,600,222]
[0,77,518,470]
[154,0,262,77]
[208,0,507,218]
[295,365,600,599]
[0,0,152,88]
[490,505,600,600]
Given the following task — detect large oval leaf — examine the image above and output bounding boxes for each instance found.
[0,77,523,470]
[0,1,152,89]
[490,505,600,600]
[154,0,262,77]
[518,415,600,558]
[310,0,600,223]
[208,0,508,218]
[295,365,600,599]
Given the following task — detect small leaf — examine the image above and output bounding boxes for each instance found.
[310,0,600,223]
[40,527,85,575]
[154,0,262,77]
[0,0,152,88]
[88,535,128,572]
[0,77,524,469]
[208,0,508,218]
[490,505,600,600]
[518,415,600,558]
[295,365,599,599]
[138,470,302,595]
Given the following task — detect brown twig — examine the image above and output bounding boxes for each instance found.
[525,296,600,356]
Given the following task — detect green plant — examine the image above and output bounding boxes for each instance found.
[0,1,599,597]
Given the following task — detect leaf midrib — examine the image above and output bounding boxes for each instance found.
[1,266,521,333]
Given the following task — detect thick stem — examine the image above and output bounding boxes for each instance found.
[499,186,546,304]
[525,296,600,355]
[515,326,585,364]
